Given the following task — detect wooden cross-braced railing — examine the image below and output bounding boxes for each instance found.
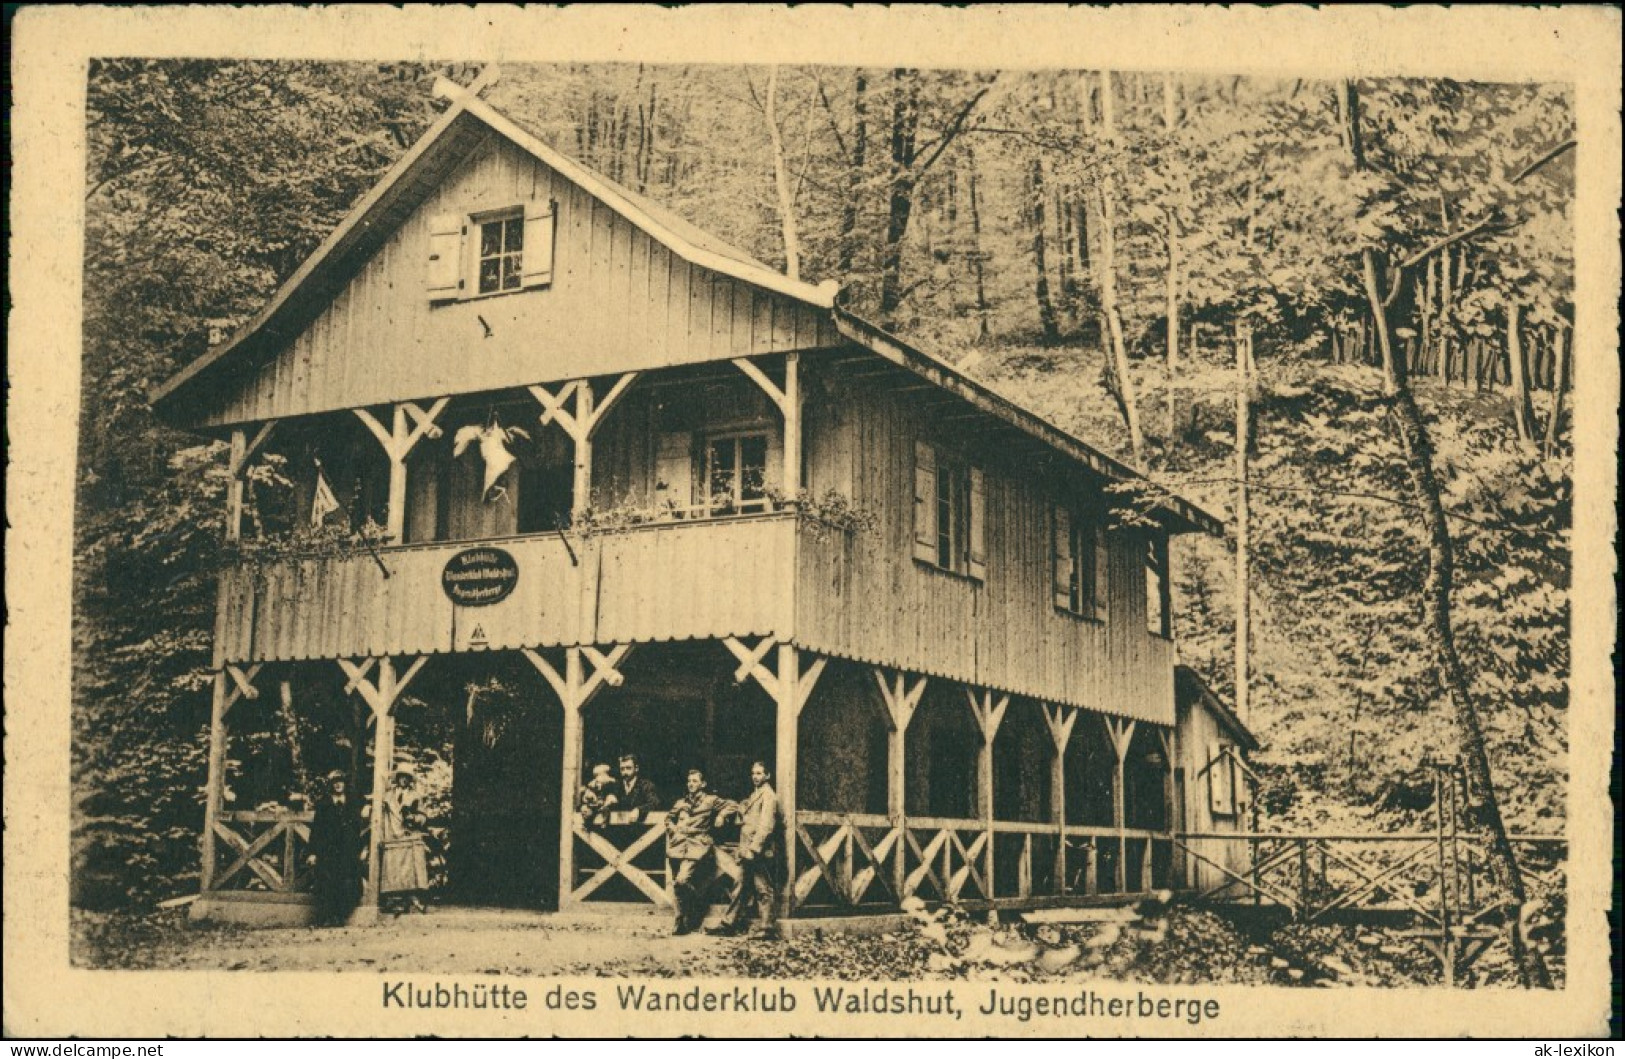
[568,816,746,911]
[1176,832,1567,925]
[210,809,314,894]
[902,817,991,905]
[791,812,902,910]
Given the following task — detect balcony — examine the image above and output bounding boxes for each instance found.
[214,512,798,664]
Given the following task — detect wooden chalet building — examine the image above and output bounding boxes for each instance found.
[153,84,1252,927]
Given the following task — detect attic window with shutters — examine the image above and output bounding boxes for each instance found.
[1052,502,1108,621]
[912,440,985,581]
[426,200,556,302]
[477,211,524,293]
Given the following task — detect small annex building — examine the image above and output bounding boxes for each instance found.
[152,82,1251,926]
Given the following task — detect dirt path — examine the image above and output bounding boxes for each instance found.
[75,908,741,977]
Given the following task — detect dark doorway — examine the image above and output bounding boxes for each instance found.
[449,669,563,909]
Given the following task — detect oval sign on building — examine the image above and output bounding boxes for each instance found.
[442,547,520,606]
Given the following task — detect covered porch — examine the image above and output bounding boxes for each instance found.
[190,639,1183,927]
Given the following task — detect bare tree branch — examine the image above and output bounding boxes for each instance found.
[912,85,993,176]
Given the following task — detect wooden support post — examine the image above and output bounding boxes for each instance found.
[967,689,1009,902]
[224,422,277,543]
[200,664,263,892]
[226,431,247,545]
[783,353,801,494]
[354,399,447,542]
[524,644,632,910]
[385,407,410,543]
[722,637,821,916]
[335,655,426,917]
[873,668,926,897]
[1103,716,1136,893]
[1155,727,1176,889]
[573,385,595,516]
[200,672,230,892]
[529,374,639,520]
[366,657,397,909]
[1042,704,1078,895]
[732,354,800,497]
[777,644,823,916]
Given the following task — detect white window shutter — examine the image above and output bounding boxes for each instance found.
[426,212,464,301]
[912,441,937,563]
[521,201,556,288]
[655,432,693,513]
[1052,505,1073,609]
[967,466,986,581]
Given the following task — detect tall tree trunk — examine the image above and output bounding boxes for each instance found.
[1092,70,1145,466]
[1163,73,1183,448]
[1542,323,1567,459]
[879,70,919,325]
[764,66,802,281]
[1030,158,1061,343]
[1166,216,1182,444]
[1344,80,1551,990]
[1508,304,1537,444]
[838,71,868,278]
[966,148,991,341]
[1234,320,1252,725]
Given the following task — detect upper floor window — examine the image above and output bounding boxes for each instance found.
[426,199,556,302]
[704,431,770,515]
[1052,503,1108,620]
[913,440,985,581]
[1145,532,1170,638]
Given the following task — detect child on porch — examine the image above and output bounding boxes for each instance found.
[576,762,620,829]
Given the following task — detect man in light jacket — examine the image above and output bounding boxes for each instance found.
[665,768,727,935]
[710,760,783,938]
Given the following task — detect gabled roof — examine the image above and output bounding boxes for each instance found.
[150,89,1220,537]
[151,89,836,412]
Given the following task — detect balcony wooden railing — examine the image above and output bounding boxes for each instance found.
[215,513,798,664]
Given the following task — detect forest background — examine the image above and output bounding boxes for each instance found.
[72,61,1575,932]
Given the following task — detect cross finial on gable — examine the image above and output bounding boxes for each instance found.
[432,64,502,105]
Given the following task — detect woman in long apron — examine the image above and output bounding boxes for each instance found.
[379,769,431,912]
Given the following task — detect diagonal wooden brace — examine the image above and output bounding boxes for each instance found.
[722,636,780,697]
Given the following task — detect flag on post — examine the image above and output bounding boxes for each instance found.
[311,466,341,527]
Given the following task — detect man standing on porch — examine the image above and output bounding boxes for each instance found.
[665,768,726,935]
[710,760,782,938]
[616,753,661,819]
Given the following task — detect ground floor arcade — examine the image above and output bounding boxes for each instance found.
[192,639,1188,926]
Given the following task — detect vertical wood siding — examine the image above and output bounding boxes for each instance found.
[200,137,837,429]
[1174,700,1251,888]
[214,516,796,664]
[794,365,1175,726]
